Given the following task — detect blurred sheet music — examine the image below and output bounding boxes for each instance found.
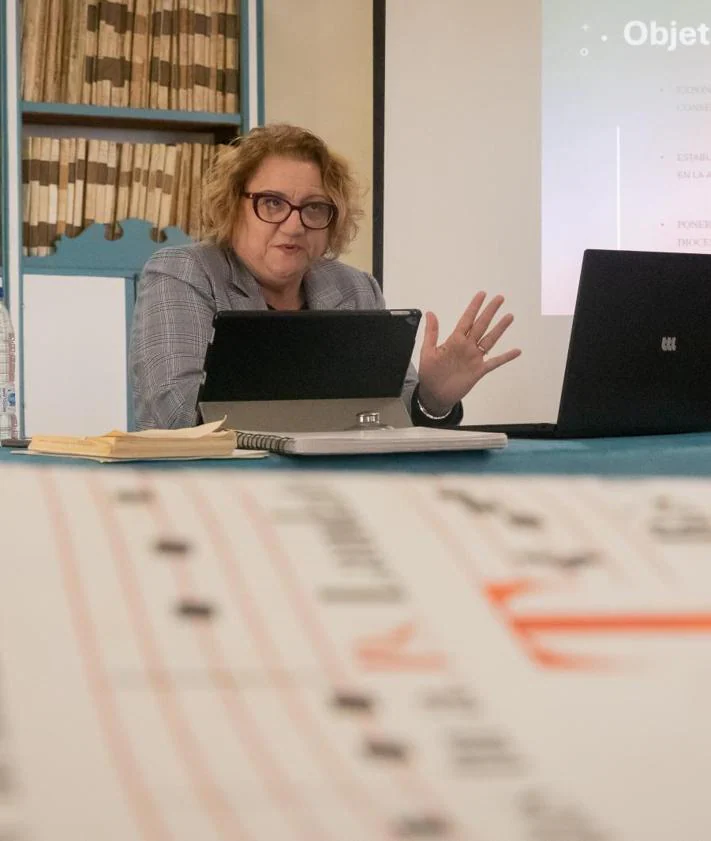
[2,466,711,840]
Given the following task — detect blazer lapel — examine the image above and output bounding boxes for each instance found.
[225,248,269,308]
[303,260,347,310]
[224,250,348,311]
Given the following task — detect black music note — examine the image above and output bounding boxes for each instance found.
[508,511,543,528]
[365,738,409,762]
[175,600,216,620]
[154,537,191,556]
[332,691,374,714]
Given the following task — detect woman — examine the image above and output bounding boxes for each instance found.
[130,123,521,430]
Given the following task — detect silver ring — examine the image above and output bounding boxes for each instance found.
[476,343,487,355]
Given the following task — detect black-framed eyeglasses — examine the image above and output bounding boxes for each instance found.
[242,192,337,230]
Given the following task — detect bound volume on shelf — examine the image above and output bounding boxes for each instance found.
[21,0,240,111]
[22,139,222,255]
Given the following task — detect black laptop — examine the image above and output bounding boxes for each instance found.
[461,249,711,438]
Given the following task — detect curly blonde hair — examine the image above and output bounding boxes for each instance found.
[202,123,363,259]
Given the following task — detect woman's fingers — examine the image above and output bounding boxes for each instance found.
[454,291,487,336]
[482,347,522,372]
[476,312,515,354]
[421,310,440,351]
[468,294,505,343]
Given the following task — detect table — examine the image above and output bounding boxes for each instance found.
[5,432,711,475]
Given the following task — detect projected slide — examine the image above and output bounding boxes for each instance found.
[542,1,711,315]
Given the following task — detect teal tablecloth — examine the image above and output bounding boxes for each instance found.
[4,432,711,476]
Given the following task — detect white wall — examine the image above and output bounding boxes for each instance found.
[263,0,373,273]
[383,0,572,424]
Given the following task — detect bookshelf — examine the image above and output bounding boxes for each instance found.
[22,101,243,132]
[1,0,264,436]
[20,0,262,265]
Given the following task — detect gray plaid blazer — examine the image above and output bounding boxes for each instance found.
[129,242,421,430]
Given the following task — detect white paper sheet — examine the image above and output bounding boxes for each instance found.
[2,467,711,840]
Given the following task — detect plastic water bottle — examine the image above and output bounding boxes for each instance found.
[0,286,18,441]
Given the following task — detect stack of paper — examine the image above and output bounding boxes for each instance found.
[27,418,254,462]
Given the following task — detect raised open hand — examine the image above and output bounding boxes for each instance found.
[416,291,522,416]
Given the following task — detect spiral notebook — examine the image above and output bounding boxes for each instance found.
[234,425,508,455]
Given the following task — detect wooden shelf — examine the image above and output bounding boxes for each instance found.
[22,102,242,133]
[22,219,192,275]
